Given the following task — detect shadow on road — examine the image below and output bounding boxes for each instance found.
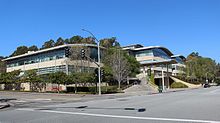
[36,106,146,112]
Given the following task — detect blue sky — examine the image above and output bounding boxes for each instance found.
[0,0,220,62]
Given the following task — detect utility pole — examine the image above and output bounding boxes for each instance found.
[82,29,101,95]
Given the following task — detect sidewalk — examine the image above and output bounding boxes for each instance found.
[118,87,201,96]
[159,87,201,94]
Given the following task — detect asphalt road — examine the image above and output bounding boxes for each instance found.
[1,86,220,123]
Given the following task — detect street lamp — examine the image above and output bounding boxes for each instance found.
[82,29,101,95]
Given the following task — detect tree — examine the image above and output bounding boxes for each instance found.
[69,35,83,44]
[10,46,29,56]
[41,39,55,49]
[102,45,140,88]
[28,45,38,51]
[21,70,42,91]
[65,35,97,44]
[100,37,120,48]
[185,52,217,83]
[124,54,140,77]
[187,52,199,59]
[0,70,21,90]
[67,72,95,93]
[81,37,96,44]
[48,71,67,93]
[104,48,130,89]
[78,72,96,86]
[67,72,78,93]
[101,65,114,84]
[64,38,70,44]
[215,63,220,85]
[0,56,6,73]
[55,37,65,46]
[0,72,7,84]
[38,74,50,91]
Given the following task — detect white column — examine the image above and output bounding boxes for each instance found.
[66,58,69,75]
[162,69,165,91]
[143,66,146,75]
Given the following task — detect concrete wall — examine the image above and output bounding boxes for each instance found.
[20,83,30,91]
[0,84,4,90]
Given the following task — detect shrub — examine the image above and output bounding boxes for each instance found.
[66,86,119,94]
[102,86,119,94]
[190,81,201,85]
[215,79,220,86]
[171,82,188,88]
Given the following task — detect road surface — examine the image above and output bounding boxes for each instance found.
[0,86,220,123]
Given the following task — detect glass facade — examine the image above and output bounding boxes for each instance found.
[155,64,172,69]
[89,47,98,61]
[135,50,153,57]
[21,65,96,75]
[174,57,184,64]
[68,65,95,74]
[37,65,66,74]
[135,48,171,60]
[6,46,100,68]
[6,45,100,75]
[173,65,184,71]
[152,49,171,60]
[139,60,154,64]
[7,49,65,68]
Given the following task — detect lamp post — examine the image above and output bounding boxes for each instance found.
[82,29,101,95]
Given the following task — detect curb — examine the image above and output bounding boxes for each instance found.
[150,87,201,95]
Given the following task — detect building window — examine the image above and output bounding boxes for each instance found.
[175,57,184,64]
[153,49,171,60]
[37,65,66,74]
[6,49,66,68]
[135,50,153,57]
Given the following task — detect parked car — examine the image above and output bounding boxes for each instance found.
[204,83,210,88]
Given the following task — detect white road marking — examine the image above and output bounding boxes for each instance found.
[17,108,220,123]
[12,100,27,103]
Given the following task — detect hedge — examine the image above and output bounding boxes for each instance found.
[66,86,119,94]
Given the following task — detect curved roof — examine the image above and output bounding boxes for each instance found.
[132,46,173,56]
[3,44,102,61]
[171,55,186,61]
[122,44,144,49]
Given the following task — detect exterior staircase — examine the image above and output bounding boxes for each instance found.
[123,73,158,94]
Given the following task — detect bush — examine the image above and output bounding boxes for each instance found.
[190,81,201,85]
[66,86,119,94]
[102,86,119,94]
[215,79,220,86]
[66,87,96,93]
[171,82,188,88]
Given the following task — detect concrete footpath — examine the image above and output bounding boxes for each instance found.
[119,87,201,96]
